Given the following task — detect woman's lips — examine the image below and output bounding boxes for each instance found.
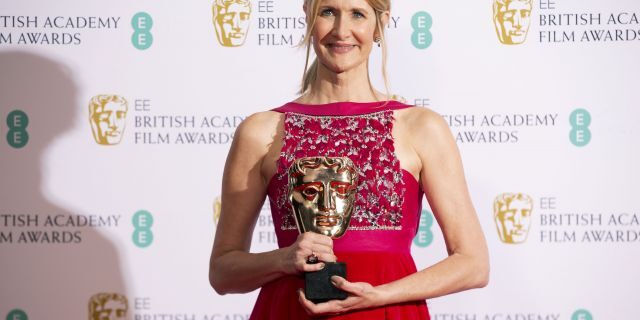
[327,43,356,54]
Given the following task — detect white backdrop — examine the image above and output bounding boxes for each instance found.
[1,0,639,319]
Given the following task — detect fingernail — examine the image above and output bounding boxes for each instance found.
[319,263,325,270]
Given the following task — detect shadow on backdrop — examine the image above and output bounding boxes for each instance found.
[0,51,131,320]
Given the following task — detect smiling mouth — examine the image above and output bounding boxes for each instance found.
[327,44,356,54]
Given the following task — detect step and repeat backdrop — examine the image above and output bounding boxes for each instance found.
[1,0,639,319]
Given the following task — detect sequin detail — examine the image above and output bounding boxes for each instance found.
[274,111,405,231]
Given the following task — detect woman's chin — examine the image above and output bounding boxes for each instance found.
[320,61,362,75]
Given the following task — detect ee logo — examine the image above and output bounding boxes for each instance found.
[6,110,29,149]
[411,11,433,49]
[571,309,593,320]
[570,108,591,147]
[6,309,28,320]
[132,210,154,248]
[414,209,434,247]
[132,12,153,50]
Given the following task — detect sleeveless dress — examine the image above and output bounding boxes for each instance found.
[250,100,430,319]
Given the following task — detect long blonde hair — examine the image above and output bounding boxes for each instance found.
[299,0,391,98]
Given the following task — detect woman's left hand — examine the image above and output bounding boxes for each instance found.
[298,276,388,316]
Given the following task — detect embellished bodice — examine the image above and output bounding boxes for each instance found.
[267,101,423,253]
[251,100,431,319]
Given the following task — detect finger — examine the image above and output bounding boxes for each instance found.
[299,249,334,264]
[298,289,343,315]
[315,251,337,263]
[297,248,333,263]
[330,276,363,295]
[297,240,333,257]
[298,243,334,261]
[302,232,334,248]
[311,243,334,255]
[302,296,355,316]
[297,289,320,315]
[301,262,326,272]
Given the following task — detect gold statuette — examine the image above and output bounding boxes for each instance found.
[287,156,358,303]
[288,156,358,239]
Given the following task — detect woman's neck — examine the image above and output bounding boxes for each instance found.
[299,61,385,104]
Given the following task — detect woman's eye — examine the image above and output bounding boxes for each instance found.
[320,9,334,17]
[353,11,365,19]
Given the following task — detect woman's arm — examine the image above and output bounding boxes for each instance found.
[377,107,490,300]
[299,108,489,314]
[209,111,335,295]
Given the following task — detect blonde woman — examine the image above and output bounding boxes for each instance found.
[209,0,489,318]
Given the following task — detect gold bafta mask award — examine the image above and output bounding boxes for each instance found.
[493,0,532,45]
[212,0,251,47]
[288,156,358,303]
[88,293,128,320]
[493,193,533,244]
[88,95,128,146]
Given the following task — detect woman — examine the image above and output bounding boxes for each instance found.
[209,0,489,318]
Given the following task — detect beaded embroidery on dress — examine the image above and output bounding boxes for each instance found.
[272,109,406,231]
[251,101,430,320]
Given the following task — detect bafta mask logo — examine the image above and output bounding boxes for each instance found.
[493,193,533,244]
[288,157,358,238]
[88,293,128,320]
[493,0,533,45]
[89,95,128,145]
[212,0,252,47]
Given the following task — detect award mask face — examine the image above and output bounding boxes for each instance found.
[288,157,358,238]
[493,0,532,45]
[493,193,533,244]
[212,0,251,47]
[89,293,128,320]
[89,95,128,145]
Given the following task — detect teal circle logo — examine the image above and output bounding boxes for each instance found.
[131,12,153,50]
[6,110,29,149]
[413,209,434,247]
[132,210,154,248]
[569,108,591,147]
[6,309,28,320]
[411,11,433,49]
[571,309,593,320]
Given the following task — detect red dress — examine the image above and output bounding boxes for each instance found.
[250,101,430,319]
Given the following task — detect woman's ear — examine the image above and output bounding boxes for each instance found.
[380,11,390,29]
[374,11,391,39]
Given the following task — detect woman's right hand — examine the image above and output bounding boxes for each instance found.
[282,232,336,274]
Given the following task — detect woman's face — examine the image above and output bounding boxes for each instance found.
[310,0,383,74]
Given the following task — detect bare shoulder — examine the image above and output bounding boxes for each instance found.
[396,106,452,147]
[234,111,282,147]
[227,110,283,169]
[237,111,282,137]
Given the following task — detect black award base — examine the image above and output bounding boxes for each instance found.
[304,262,347,303]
